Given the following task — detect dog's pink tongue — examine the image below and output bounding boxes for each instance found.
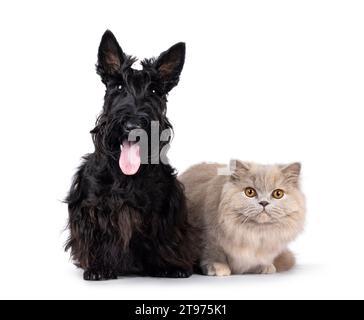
[119,141,141,175]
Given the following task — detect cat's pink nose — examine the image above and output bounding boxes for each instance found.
[259,201,269,207]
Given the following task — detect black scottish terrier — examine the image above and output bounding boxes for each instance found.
[66,30,196,280]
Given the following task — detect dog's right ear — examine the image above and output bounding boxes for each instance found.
[154,42,186,93]
[96,30,126,82]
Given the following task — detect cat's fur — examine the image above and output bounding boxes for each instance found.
[179,161,305,276]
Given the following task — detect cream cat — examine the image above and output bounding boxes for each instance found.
[179,161,306,276]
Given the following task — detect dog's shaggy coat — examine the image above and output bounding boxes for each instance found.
[65,30,196,280]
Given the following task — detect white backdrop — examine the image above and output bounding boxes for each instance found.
[0,0,363,300]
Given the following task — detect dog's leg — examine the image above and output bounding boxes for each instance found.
[147,267,192,278]
[142,179,195,279]
[66,166,120,281]
[67,205,118,281]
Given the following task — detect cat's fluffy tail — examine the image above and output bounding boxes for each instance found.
[274,250,296,272]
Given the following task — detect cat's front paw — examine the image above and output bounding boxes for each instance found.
[202,262,232,277]
[260,264,277,275]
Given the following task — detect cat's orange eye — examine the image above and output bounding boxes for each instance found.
[272,189,285,199]
[245,187,257,198]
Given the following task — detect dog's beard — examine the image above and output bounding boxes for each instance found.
[119,140,141,175]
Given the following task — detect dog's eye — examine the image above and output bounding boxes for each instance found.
[116,84,123,91]
[150,87,159,95]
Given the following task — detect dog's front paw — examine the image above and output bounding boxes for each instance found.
[83,270,117,281]
[260,264,277,275]
[150,268,192,278]
[83,270,103,281]
[202,262,232,277]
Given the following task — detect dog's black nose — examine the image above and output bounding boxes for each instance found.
[124,121,141,132]
[259,201,269,207]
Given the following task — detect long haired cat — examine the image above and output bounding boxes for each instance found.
[179,160,306,276]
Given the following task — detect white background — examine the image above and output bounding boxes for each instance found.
[0,0,363,300]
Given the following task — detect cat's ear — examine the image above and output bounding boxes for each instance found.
[230,160,250,180]
[97,30,126,81]
[154,42,185,92]
[281,162,301,185]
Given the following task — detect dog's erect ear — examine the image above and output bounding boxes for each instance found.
[155,42,185,92]
[97,30,126,80]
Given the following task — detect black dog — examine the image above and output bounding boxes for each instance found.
[65,30,196,280]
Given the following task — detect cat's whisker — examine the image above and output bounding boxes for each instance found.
[241,215,250,225]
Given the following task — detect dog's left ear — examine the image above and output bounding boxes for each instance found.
[97,30,126,82]
[155,42,185,92]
